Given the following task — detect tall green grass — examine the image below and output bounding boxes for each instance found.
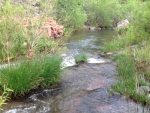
[0,56,62,97]
[0,60,42,96]
[39,56,63,88]
[112,50,150,105]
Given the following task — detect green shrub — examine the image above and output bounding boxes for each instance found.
[55,0,87,31]
[74,54,87,63]
[105,1,149,51]
[84,0,143,28]
[11,32,28,56]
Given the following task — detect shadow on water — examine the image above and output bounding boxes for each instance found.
[2,30,150,113]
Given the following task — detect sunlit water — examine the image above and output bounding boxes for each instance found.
[2,30,150,113]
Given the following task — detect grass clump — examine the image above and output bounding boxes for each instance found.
[0,60,43,97]
[0,56,62,97]
[112,52,135,92]
[114,51,135,79]
[74,54,87,63]
[39,56,63,88]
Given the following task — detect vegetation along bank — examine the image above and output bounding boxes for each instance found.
[1,0,150,109]
[104,0,150,106]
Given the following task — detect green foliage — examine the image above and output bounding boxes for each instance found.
[0,86,13,110]
[0,2,27,61]
[0,1,64,62]
[0,60,42,96]
[105,0,150,104]
[113,78,150,105]
[112,52,150,104]
[84,0,121,27]
[84,0,143,28]
[0,0,25,17]
[39,56,62,87]
[55,0,87,31]
[104,1,150,51]
[0,19,25,61]
[104,0,150,68]
[35,38,58,53]
[11,32,28,55]
[0,56,62,97]
[115,52,135,79]
[74,54,87,63]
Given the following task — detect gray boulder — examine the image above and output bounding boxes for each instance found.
[117,19,129,28]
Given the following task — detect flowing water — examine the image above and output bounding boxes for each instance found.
[65,29,114,56]
[2,30,150,113]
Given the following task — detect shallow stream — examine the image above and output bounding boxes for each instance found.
[2,30,150,113]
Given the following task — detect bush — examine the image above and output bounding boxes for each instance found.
[55,0,87,32]
[0,56,62,97]
[35,38,59,54]
[104,1,149,52]
[85,0,145,28]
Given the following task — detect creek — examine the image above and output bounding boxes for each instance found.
[2,30,150,113]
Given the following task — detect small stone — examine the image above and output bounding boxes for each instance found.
[113,92,121,96]
[106,52,113,55]
[138,86,150,95]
